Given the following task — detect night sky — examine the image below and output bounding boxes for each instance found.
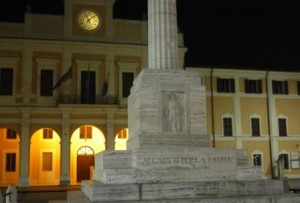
[0,0,299,71]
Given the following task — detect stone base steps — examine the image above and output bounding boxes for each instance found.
[68,190,300,203]
[81,179,287,202]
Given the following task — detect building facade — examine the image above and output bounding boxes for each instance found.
[188,68,300,179]
[0,0,186,187]
[1,0,300,187]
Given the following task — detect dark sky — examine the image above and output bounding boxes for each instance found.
[0,0,300,71]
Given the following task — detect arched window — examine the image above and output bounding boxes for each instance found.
[77,146,94,155]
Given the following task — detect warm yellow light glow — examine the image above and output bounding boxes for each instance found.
[78,146,94,155]
[115,128,128,150]
[70,125,105,185]
[29,128,61,186]
[0,128,20,186]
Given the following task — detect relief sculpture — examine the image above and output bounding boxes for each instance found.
[162,92,185,132]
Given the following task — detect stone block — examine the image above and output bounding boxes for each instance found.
[94,169,135,184]
[237,166,263,180]
[94,150,132,170]
[81,181,139,202]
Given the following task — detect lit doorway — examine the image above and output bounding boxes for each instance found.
[77,146,94,182]
[70,125,105,185]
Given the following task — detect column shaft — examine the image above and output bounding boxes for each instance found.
[148,0,178,70]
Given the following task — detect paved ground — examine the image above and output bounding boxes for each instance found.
[1,185,80,203]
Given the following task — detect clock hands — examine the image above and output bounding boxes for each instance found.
[84,13,96,24]
[79,10,100,30]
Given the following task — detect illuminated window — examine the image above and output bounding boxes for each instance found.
[40,69,53,96]
[6,153,16,172]
[278,118,287,137]
[245,79,262,94]
[77,146,94,155]
[217,78,235,93]
[122,72,134,97]
[278,154,289,170]
[42,152,53,171]
[272,80,288,95]
[251,118,260,137]
[223,117,233,137]
[6,129,17,139]
[118,129,128,139]
[0,67,13,96]
[252,154,262,166]
[43,128,53,139]
[80,126,92,139]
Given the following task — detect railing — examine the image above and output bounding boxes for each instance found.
[58,94,119,105]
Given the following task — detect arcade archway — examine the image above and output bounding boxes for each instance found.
[29,128,61,186]
[0,128,20,186]
[114,128,128,150]
[70,125,105,184]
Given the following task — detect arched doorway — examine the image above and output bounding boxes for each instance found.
[77,146,94,182]
[0,128,20,186]
[70,125,105,184]
[115,128,128,150]
[29,128,61,186]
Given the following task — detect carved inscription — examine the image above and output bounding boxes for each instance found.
[142,156,233,170]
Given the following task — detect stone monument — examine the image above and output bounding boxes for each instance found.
[75,0,300,202]
[5,186,17,203]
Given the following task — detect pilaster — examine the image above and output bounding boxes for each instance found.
[60,110,71,185]
[18,109,31,187]
[106,114,115,150]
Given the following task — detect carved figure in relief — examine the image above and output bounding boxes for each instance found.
[163,92,184,132]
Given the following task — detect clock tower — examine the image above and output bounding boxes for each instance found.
[64,0,115,40]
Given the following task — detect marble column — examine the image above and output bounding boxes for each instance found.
[148,0,179,70]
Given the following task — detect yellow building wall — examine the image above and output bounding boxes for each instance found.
[288,80,298,94]
[214,97,233,135]
[30,129,61,186]
[276,99,300,135]
[240,98,268,136]
[213,97,233,136]
[0,129,20,186]
[215,141,236,149]
[242,141,272,177]
[278,140,300,176]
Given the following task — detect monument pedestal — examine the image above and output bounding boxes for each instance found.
[77,69,286,203]
[80,179,288,202]
[92,148,262,185]
[127,69,209,150]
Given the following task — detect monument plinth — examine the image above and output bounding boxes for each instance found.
[74,0,298,202]
[127,69,208,150]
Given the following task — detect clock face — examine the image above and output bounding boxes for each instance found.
[78,10,101,31]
